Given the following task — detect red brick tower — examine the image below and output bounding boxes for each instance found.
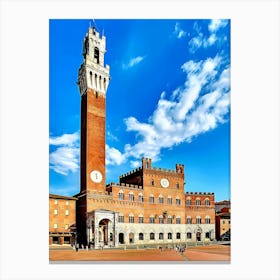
[76,26,110,244]
[78,27,110,195]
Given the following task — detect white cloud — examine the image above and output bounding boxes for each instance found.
[189,20,228,53]
[49,132,80,175]
[118,55,230,161]
[122,56,145,69]
[208,19,228,33]
[174,22,186,39]
[106,144,126,165]
[130,160,141,168]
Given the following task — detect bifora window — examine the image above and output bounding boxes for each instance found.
[187,232,192,239]
[129,214,134,223]
[128,192,134,201]
[176,198,181,205]
[158,195,164,204]
[205,198,210,206]
[196,198,201,206]
[186,197,192,205]
[149,216,155,224]
[118,214,124,223]
[187,216,192,224]
[149,195,154,204]
[205,216,211,224]
[167,196,172,204]
[150,233,155,240]
[138,215,144,223]
[159,216,164,224]
[118,191,124,201]
[167,216,172,224]
[168,233,172,240]
[176,217,181,224]
[176,233,181,239]
[138,194,144,203]
[196,216,201,224]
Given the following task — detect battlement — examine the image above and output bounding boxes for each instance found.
[88,27,106,41]
[119,167,142,178]
[185,191,214,196]
[142,157,184,175]
[107,182,144,190]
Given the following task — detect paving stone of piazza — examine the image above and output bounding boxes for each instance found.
[49,244,230,262]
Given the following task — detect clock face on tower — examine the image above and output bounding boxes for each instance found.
[160,178,169,188]
[90,170,103,183]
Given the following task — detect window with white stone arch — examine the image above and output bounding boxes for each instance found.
[138,214,144,223]
[167,215,172,224]
[196,216,201,224]
[186,196,192,205]
[167,195,172,204]
[149,215,155,224]
[149,194,154,204]
[118,190,124,201]
[159,215,164,224]
[196,197,201,206]
[186,216,192,224]
[176,216,181,224]
[205,198,210,206]
[128,191,134,201]
[138,193,144,203]
[176,197,181,205]
[158,194,164,204]
[205,215,211,224]
[129,213,134,223]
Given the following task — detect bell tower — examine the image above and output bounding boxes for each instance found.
[77,27,110,195]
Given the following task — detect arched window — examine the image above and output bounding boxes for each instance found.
[186,197,192,205]
[138,214,144,223]
[129,213,134,223]
[187,232,192,239]
[196,216,201,224]
[205,216,211,224]
[138,193,144,203]
[167,196,172,204]
[94,47,99,64]
[118,190,124,201]
[150,232,155,240]
[176,233,181,239]
[196,198,201,206]
[167,215,172,224]
[104,78,107,91]
[158,195,164,204]
[118,213,124,223]
[149,195,154,204]
[186,216,192,224]
[159,215,164,224]
[149,215,155,224]
[159,233,164,240]
[176,197,181,205]
[175,183,179,189]
[128,192,134,201]
[139,233,144,240]
[205,198,210,206]
[150,179,154,186]
[176,216,181,224]
[168,233,172,240]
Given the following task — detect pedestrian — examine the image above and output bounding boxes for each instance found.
[75,244,79,253]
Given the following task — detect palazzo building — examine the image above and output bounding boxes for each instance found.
[49,26,216,249]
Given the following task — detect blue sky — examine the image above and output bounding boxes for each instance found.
[49,19,230,201]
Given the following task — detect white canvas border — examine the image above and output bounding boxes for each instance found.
[0,0,279,279]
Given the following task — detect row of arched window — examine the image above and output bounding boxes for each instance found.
[118,191,181,205]
[89,71,107,92]
[186,197,211,206]
[186,215,211,224]
[118,213,182,224]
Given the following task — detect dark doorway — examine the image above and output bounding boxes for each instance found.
[119,233,124,244]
